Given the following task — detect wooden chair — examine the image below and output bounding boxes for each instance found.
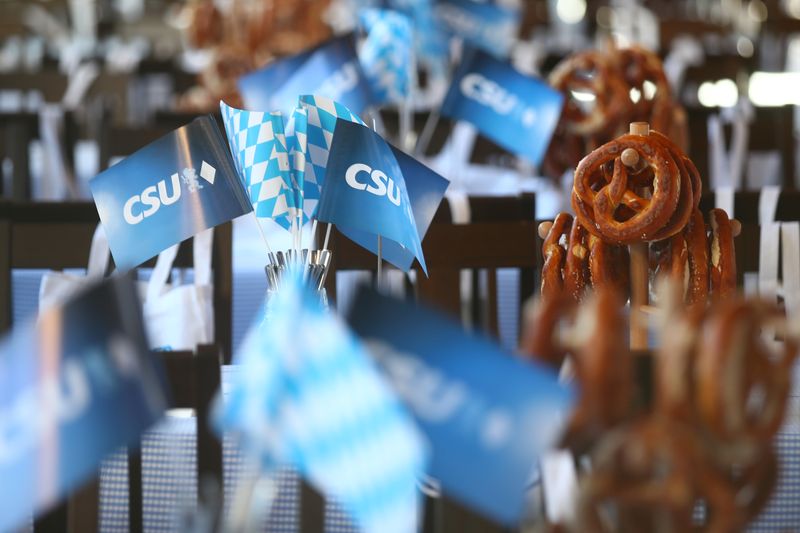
[0,200,232,532]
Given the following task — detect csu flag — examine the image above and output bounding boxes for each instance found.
[215,275,426,533]
[434,0,521,59]
[316,119,440,274]
[0,277,167,532]
[348,288,575,527]
[239,35,375,117]
[358,8,413,105]
[90,116,252,270]
[440,48,564,166]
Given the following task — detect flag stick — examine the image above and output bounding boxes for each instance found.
[308,219,319,250]
[400,45,418,153]
[377,234,383,289]
[323,222,333,250]
[415,109,440,157]
[251,212,274,255]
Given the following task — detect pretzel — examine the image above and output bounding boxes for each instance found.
[655,210,709,306]
[588,235,629,300]
[614,47,672,126]
[561,288,630,454]
[185,0,223,49]
[520,293,578,368]
[695,299,797,444]
[577,418,737,533]
[723,445,778,523]
[708,208,737,301]
[564,218,591,301]
[541,213,573,301]
[549,51,630,137]
[572,133,681,244]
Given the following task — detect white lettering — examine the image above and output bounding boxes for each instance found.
[345,163,403,207]
[122,162,214,225]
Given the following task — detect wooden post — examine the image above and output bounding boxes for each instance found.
[627,122,651,350]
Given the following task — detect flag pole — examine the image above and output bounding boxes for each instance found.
[251,212,274,255]
[377,234,383,289]
[323,222,333,250]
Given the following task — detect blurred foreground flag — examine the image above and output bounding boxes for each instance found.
[90,116,251,269]
[440,48,564,166]
[358,8,413,105]
[0,277,167,532]
[239,35,374,116]
[215,275,426,533]
[434,0,521,58]
[348,288,575,527]
[317,119,446,273]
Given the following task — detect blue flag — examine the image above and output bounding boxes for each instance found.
[434,0,520,58]
[0,277,167,532]
[90,116,252,270]
[215,274,426,533]
[316,119,429,273]
[339,144,449,272]
[440,48,564,166]
[348,288,575,527]
[239,35,375,117]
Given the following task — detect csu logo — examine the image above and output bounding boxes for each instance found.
[123,161,216,225]
[345,163,402,206]
[460,73,537,128]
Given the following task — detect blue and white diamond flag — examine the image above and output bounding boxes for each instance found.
[220,101,297,230]
[285,106,309,224]
[298,94,366,218]
[358,9,413,105]
[215,274,426,533]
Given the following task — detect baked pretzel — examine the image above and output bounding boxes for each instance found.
[708,208,737,301]
[564,218,591,301]
[614,47,672,126]
[588,235,629,300]
[541,213,573,301]
[696,299,797,444]
[185,0,223,49]
[520,293,578,368]
[549,51,630,136]
[577,418,737,533]
[572,132,681,244]
[723,445,778,524]
[561,288,630,454]
[655,209,709,306]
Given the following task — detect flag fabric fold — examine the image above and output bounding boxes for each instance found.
[215,274,426,533]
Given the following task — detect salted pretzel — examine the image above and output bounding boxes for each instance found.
[708,208,737,301]
[564,218,591,301]
[541,213,573,301]
[548,51,631,137]
[655,209,710,306]
[695,298,797,444]
[572,131,682,244]
[576,418,737,533]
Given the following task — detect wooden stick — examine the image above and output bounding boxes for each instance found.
[629,242,649,350]
[628,121,651,350]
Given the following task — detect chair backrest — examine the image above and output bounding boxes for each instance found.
[326,194,537,340]
[0,201,233,360]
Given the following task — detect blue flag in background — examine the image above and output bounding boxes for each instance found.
[316,119,429,273]
[240,36,375,117]
[0,277,167,532]
[434,0,520,58]
[440,48,564,166]
[348,288,575,527]
[90,116,251,269]
[215,274,426,533]
[341,144,449,272]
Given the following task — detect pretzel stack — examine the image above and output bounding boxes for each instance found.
[544,45,687,179]
[521,284,799,532]
[540,122,738,309]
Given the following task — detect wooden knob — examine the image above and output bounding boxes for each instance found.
[630,122,650,136]
[621,148,640,168]
[538,221,553,239]
[731,218,742,237]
